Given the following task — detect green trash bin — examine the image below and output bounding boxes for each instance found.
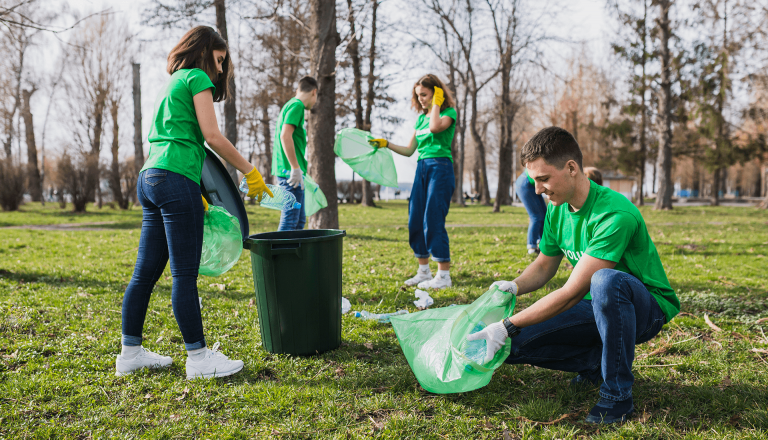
[244,229,346,355]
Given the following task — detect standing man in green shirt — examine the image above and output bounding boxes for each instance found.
[467,127,680,424]
[272,76,318,231]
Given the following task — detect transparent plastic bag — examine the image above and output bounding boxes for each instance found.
[334,128,398,188]
[390,286,516,394]
[199,205,243,277]
[303,174,328,217]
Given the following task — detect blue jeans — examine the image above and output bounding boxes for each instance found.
[277,176,306,231]
[515,172,546,249]
[505,269,666,401]
[122,169,207,350]
[409,158,455,262]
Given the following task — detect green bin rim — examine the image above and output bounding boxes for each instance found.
[245,229,346,246]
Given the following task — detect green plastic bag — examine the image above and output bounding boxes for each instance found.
[390,286,516,394]
[334,128,398,188]
[303,174,328,217]
[199,205,243,277]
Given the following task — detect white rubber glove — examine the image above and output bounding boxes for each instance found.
[466,321,509,364]
[287,168,304,189]
[492,280,519,295]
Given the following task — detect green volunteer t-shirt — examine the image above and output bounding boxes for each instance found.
[414,107,457,161]
[272,98,307,178]
[539,180,680,322]
[524,169,534,185]
[142,68,215,185]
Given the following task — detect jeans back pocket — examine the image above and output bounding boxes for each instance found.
[144,171,167,187]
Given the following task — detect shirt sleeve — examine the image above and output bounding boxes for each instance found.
[538,206,563,257]
[585,212,638,262]
[187,69,216,96]
[442,107,457,123]
[283,101,305,127]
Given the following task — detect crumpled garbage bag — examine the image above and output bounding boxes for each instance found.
[334,128,398,188]
[303,173,328,217]
[199,205,243,277]
[390,286,516,394]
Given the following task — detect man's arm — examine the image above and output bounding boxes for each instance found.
[280,124,300,169]
[513,253,563,295]
[509,255,616,328]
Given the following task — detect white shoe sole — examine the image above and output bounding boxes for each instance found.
[186,363,244,380]
[115,364,171,377]
[404,276,432,286]
[417,281,452,289]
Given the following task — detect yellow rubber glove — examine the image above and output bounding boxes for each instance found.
[245,167,274,202]
[432,86,445,108]
[201,195,209,211]
[368,138,388,149]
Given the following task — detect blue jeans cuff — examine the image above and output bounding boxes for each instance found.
[431,256,451,263]
[413,253,430,259]
[599,390,633,402]
[184,338,206,351]
[122,334,143,347]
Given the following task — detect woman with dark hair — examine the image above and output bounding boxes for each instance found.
[369,74,457,290]
[116,26,272,379]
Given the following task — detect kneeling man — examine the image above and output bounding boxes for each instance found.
[469,127,679,424]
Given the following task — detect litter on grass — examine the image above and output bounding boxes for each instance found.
[414,289,434,309]
[341,297,351,314]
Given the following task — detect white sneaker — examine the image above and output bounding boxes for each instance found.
[115,347,173,376]
[404,270,433,286]
[186,342,244,379]
[417,273,452,290]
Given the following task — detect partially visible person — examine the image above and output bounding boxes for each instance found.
[271,76,319,231]
[584,167,603,186]
[515,168,546,255]
[369,74,457,290]
[118,26,272,380]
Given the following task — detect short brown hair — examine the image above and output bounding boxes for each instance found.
[521,126,583,170]
[298,76,318,93]
[584,167,603,185]
[166,26,233,102]
[411,74,456,114]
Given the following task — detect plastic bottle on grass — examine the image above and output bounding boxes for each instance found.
[239,178,301,211]
[353,309,409,324]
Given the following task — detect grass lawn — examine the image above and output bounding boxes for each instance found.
[1,201,767,438]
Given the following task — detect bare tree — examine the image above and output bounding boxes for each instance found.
[307,0,340,229]
[21,86,41,201]
[360,0,379,207]
[654,0,674,209]
[132,62,143,176]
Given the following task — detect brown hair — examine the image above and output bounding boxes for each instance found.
[521,126,583,170]
[298,76,318,92]
[411,74,456,114]
[166,26,233,102]
[584,167,603,186]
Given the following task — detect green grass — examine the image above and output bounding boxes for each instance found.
[1,201,767,438]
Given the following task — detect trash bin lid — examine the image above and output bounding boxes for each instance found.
[200,147,249,240]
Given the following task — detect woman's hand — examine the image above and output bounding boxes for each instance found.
[245,167,274,202]
[368,138,388,149]
[201,195,209,211]
[432,87,445,108]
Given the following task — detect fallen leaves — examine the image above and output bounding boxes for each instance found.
[704,314,722,332]
[756,317,768,324]
[175,387,189,401]
[209,283,225,292]
[363,342,374,350]
[751,348,768,354]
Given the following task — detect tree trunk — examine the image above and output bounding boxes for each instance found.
[307,0,340,229]
[712,167,721,206]
[21,88,41,202]
[469,87,491,206]
[132,62,144,175]
[654,0,673,210]
[214,0,239,185]
[109,99,127,209]
[457,86,469,205]
[349,0,375,207]
[494,59,514,212]
[4,41,26,159]
[260,98,273,184]
[360,0,379,207]
[88,88,107,203]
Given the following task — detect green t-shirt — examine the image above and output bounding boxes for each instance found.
[414,107,457,161]
[142,68,215,185]
[272,98,307,178]
[523,169,534,185]
[539,180,680,322]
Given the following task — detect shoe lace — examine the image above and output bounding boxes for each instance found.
[210,342,220,354]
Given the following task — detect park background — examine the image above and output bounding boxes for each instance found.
[2,0,768,438]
